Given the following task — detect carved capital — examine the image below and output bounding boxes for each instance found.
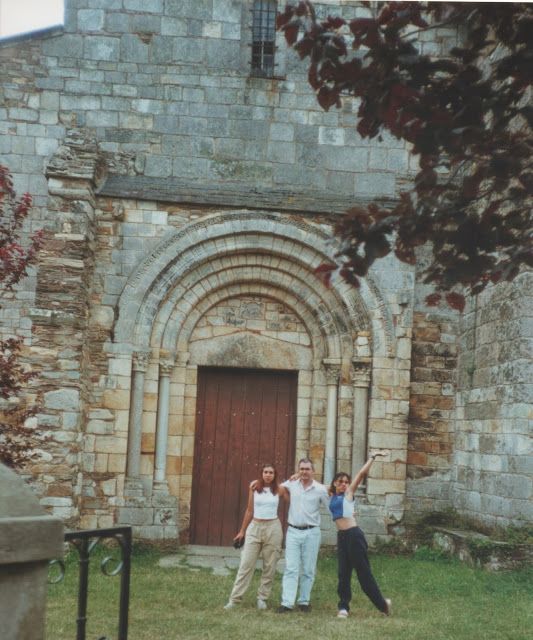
[132,351,150,372]
[323,359,341,385]
[176,351,190,367]
[159,359,174,376]
[352,358,371,387]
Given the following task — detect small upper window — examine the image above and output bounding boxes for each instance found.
[251,0,277,78]
[0,0,63,39]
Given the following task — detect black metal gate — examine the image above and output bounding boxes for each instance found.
[49,526,132,640]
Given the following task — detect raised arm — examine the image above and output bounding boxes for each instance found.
[345,450,389,500]
[234,484,254,542]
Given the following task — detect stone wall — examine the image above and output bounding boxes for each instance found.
[0,1,530,536]
[453,275,533,528]
[405,311,458,520]
[0,0,424,207]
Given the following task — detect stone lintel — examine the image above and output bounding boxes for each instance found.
[98,175,396,215]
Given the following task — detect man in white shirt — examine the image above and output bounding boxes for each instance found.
[276,458,330,613]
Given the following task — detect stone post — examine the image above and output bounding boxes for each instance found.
[323,358,341,484]
[351,358,371,480]
[125,350,150,491]
[153,355,175,493]
[0,464,64,640]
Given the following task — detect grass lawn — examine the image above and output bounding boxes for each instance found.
[46,546,532,640]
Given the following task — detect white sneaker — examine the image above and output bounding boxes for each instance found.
[223,601,236,610]
[257,599,267,610]
[337,609,349,618]
[384,598,392,616]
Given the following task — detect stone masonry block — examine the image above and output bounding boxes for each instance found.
[124,0,164,12]
[144,155,173,178]
[106,12,130,33]
[355,172,396,196]
[84,36,120,61]
[270,122,294,142]
[267,141,295,164]
[120,35,150,63]
[161,17,188,36]
[318,126,345,146]
[151,36,175,64]
[117,507,154,526]
[321,146,368,172]
[78,9,105,31]
[42,35,83,57]
[174,37,206,63]
[44,388,80,411]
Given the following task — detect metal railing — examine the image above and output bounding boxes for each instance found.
[49,526,132,640]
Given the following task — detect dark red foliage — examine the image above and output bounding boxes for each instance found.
[277,2,533,308]
[0,165,43,468]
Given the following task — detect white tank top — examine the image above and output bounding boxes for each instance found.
[253,488,279,519]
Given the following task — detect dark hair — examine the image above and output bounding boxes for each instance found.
[298,457,314,470]
[329,472,351,496]
[255,463,279,495]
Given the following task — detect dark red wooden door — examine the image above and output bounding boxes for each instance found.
[190,367,297,546]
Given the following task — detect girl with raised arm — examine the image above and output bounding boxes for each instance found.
[329,451,392,618]
[224,463,288,611]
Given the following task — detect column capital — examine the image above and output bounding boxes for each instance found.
[352,358,371,387]
[132,350,151,372]
[159,359,174,376]
[176,351,190,366]
[323,358,341,385]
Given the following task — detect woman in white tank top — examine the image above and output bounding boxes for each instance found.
[224,464,288,611]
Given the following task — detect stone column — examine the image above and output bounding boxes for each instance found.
[153,356,175,493]
[323,359,341,484]
[351,358,371,480]
[125,350,150,490]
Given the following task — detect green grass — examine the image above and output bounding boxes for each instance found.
[46,546,532,640]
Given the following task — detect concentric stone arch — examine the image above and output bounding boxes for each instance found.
[114,210,394,357]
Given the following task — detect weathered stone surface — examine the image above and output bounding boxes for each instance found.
[0,465,64,640]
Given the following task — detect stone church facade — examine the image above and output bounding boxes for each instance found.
[1,1,530,543]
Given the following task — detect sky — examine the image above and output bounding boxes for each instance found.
[0,0,63,38]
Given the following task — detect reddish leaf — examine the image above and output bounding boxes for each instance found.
[317,86,340,111]
[276,7,296,29]
[445,292,466,312]
[295,37,315,60]
[308,63,320,90]
[339,266,361,287]
[324,16,346,30]
[349,18,377,35]
[284,24,300,46]
[315,262,335,287]
[425,293,442,307]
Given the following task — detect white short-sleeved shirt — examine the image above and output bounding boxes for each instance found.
[281,479,330,527]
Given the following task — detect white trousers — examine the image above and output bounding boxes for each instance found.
[281,525,321,608]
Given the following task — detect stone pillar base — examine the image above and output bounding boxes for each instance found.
[123,478,145,498]
[117,492,179,540]
[152,481,169,495]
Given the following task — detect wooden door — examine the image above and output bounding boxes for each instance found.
[190,367,297,546]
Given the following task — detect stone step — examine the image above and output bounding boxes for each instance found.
[159,546,286,576]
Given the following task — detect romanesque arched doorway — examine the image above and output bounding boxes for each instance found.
[111,210,404,542]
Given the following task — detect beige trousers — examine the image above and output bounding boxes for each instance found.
[229,518,283,603]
